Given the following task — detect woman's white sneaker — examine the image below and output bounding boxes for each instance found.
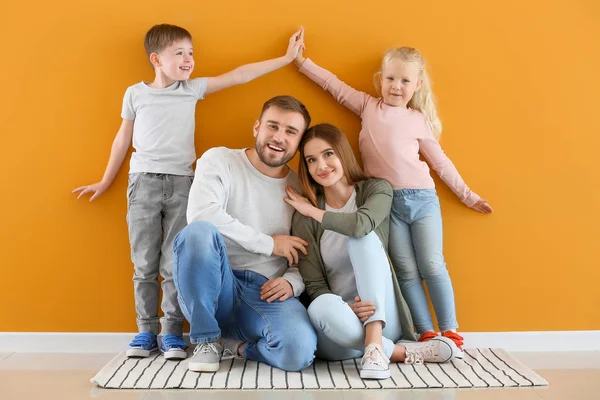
[360,343,391,380]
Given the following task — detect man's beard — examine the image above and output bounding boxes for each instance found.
[255,139,294,168]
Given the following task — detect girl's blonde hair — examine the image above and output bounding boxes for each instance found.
[298,123,366,207]
[374,47,442,139]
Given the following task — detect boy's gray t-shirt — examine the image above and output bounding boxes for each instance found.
[121,78,208,176]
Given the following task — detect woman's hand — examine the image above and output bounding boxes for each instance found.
[349,296,376,323]
[285,186,318,216]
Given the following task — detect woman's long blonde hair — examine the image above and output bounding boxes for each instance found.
[374,47,442,139]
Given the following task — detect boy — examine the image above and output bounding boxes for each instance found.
[73,24,305,360]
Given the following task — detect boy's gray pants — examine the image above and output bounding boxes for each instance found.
[126,172,192,336]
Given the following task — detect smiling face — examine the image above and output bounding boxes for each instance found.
[297,123,366,206]
[151,39,194,82]
[380,59,422,108]
[253,106,307,168]
[302,137,346,188]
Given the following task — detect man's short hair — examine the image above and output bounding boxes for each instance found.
[259,96,311,132]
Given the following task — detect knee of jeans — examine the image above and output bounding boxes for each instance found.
[419,258,448,279]
[307,294,341,331]
[178,221,218,242]
[133,268,159,281]
[268,325,317,372]
[174,221,219,250]
[396,266,421,283]
[347,231,380,252]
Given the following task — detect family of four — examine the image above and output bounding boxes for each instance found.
[74,24,492,380]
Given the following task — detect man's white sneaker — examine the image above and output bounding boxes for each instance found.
[188,342,223,372]
[360,343,391,380]
[404,336,458,364]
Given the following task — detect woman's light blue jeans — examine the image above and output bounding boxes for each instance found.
[307,232,402,360]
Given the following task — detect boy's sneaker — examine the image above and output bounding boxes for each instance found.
[160,334,188,360]
[418,331,439,342]
[126,332,158,358]
[360,343,390,380]
[221,338,243,360]
[442,331,465,358]
[188,342,223,372]
[404,336,458,364]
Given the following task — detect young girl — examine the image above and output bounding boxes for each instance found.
[287,123,459,380]
[294,46,493,356]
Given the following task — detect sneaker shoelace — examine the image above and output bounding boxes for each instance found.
[362,344,388,368]
[193,342,219,356]
[404,341,439,365]
[129,332,155,348]
[222,340,240,358]
[162,335,186,350]
[222,348,236,358]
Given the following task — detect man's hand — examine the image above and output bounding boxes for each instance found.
[272,235,308,267]
[348,296,376,323]
[260,277,293,303]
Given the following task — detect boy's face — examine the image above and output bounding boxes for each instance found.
[152,39,194,81]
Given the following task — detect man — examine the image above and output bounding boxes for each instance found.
[173,95,317,372]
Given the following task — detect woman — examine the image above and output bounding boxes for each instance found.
[286,123,459,380]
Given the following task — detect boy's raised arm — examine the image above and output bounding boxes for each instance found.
[204,28,304,95]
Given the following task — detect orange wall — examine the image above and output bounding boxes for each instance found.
[1,0,599,332]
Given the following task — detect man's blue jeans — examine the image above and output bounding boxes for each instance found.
[173,221,317,371]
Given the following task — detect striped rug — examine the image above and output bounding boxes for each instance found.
[91,348,548,389]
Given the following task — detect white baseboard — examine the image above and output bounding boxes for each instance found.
[460,331,600,352]
[1,331,599,353]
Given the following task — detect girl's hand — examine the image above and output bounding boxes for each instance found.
[295,44,306,66]
[285,27,304,63]
[471,198,493,214]
[349,296,376,323]
[293,28,306,66]
[284,186,316,216]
